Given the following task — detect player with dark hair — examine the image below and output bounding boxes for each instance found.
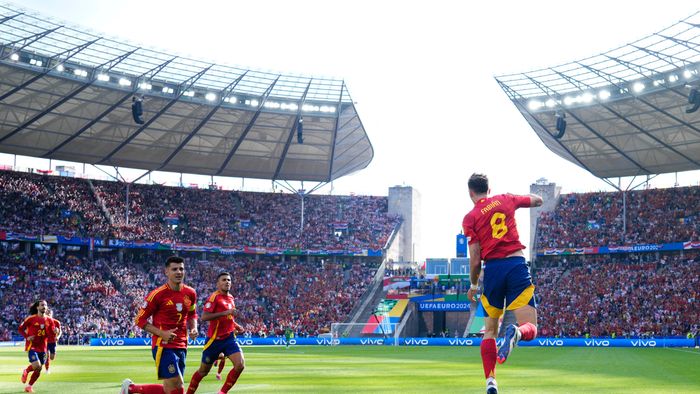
[186,272,245,394]
[44,308,61,374]
[18,300,50,392]
[463,173,543,394]
[121,256,198,394]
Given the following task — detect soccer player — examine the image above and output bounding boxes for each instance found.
[284,327,293,349]
[18,300,50,393]
[121,256,198,394]
[44,308,61,374]
[463,174,542,394]
[213,354,226,380]
[186,272,245,394]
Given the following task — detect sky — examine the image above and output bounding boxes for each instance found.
[3,0,700,260]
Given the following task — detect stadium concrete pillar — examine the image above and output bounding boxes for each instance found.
[57,243,63,254]
[202,252,206,261]
[25,242,31,256]
[118,248,124,263]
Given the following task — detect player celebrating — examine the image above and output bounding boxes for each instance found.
[463,174,542,394]
[18,300,50,393]
[44,308,61,374]
[121,256,198,394]
[186,272,245,394]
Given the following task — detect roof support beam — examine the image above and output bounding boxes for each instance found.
[216,76,280,176]
[42,57,176,157]
[0,37,98,102]
[97,64,213,164]
[0,45,135,145]
[273,79,313,180]
[551,67,700,168]
[157,71,248,170]
[578,61,700,137]
[524,74,650,174]
[327,81,345,181]
[0,26,60,61]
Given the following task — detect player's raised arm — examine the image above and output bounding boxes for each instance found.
[528,193,543,207]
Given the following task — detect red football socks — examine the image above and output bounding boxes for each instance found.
[25,365,34,374]
[28,370,41,385]
[519,322,538,341]
[217,359,226,375]
[128,384,165,394]
[186,371,204,394]
[480,338,497,379]
[220,368,242,393]
[44,358,50,370]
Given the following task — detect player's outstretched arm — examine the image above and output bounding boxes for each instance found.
[201,309,235,322]
[529,194,543,207]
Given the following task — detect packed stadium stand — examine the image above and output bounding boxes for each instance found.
[536,187,700,248]
[0,250,379,342]
[0,170,400,250]
[534,251,699,338]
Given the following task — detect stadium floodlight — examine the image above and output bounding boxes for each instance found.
[205,93,217,101]
[10,53,19,61]
[182,90,195,97]
[29,59,37,65]
[56,64,64,72]
[669,74,679,83]
[632,82,645,93]
[226,96,237,103]
[162,86,174,94]
[581,92,594,103]
[250,99,259,106]
[73,69,87,77]
[545,98,557,108]
[118,78,131,86]
[97,74,110,82]
[138,82,152,90]
[563,96,575,106]
[684,69,693,79]
[598,90,611,100]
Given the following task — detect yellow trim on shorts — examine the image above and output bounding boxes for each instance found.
[154,343,164,379]
[506,284,535,310]
[203,325,218,351]
[480,294,503,318]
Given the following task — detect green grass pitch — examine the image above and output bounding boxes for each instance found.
[0,345,698,393]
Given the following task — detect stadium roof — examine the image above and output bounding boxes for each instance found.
[496,11,700,179]
[0,4,373,182]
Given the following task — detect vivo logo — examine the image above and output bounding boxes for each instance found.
[448,339,474,346]
[537,339,564,346]
[584,340,610,347]
[631,340,657,347]
[315,339,340,345]
[404,338,429,345]
[99,339,124,346]
[360,338,384,345]
[273,339,297,345]
[237,339,254,345]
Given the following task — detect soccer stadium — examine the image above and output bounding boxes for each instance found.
[0,2,699,394]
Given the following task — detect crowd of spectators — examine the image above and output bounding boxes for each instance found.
[0,249,378,341]
[534,251,700,337]
[0,171,110,238]
[0,170,400,250]
[536,186,700,248]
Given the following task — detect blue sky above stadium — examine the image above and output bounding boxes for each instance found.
[3,0,700,260]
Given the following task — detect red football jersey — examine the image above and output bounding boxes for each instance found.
[203,291,237,340]
[46,318,61,343]
[134,283,198,349]
[18,315,49,352]
[462,194,531,261]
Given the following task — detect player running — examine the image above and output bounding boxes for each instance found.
[186,272,245,394]
[463,174,542,394]
[18,300,50,393]
[121,256,198,394]
[44,308,61,374]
